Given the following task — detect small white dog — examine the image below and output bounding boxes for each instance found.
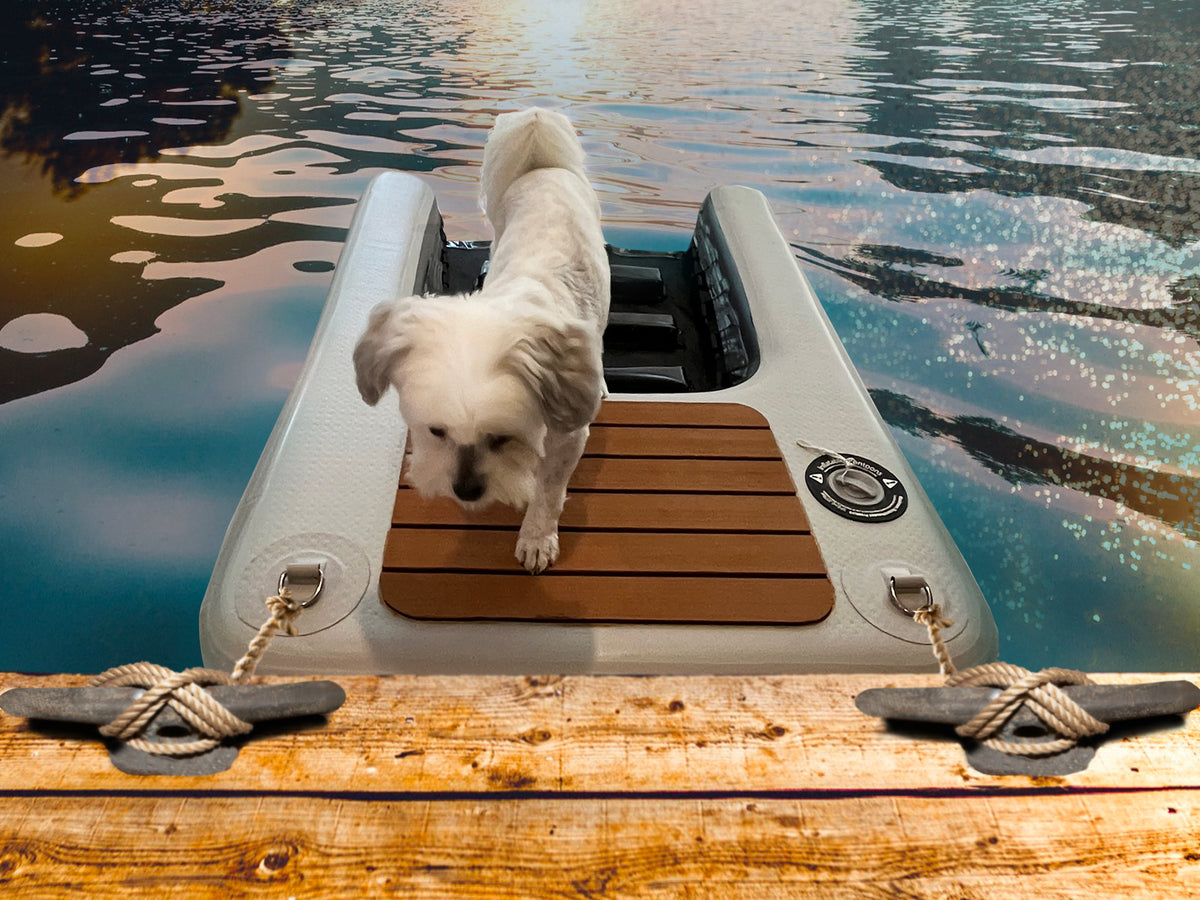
[353,108,609,573]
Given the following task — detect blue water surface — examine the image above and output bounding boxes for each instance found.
[1,0,1197,673]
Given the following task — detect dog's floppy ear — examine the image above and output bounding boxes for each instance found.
[353,300,414,406]
[506,317,604,431]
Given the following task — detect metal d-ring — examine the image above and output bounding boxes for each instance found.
[278,563,325,609]
[888,574,933,617]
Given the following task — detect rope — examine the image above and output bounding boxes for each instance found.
[914,604,957,679]
[795,438,856,470]
[795,439,875,498]
[91,664,249,757]
[230,589,304,683]
[914,604,1108,757]
[89,589,304,757]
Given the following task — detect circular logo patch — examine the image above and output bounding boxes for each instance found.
[804,453,907,523]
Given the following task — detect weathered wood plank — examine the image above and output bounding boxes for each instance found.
[383,529,826,575]
[0,792,1194,898]
[392,491,811,532]
[1,674,1196,794]
[1,673,1197,896]
[380,572,834,622]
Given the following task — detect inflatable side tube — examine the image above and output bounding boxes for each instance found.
[199,173,441,668]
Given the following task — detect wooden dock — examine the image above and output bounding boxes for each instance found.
[1,670,1197,897]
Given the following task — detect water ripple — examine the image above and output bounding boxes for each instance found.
[1,0,1198,671]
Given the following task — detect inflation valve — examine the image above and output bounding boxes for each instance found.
[804,451,907,523]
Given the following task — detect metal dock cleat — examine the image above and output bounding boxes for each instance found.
[0,570,344,776]
[856,678,1200,775]
[0,677,345,776]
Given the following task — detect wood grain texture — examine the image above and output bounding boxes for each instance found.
[2,673,1196,794]
[1,672,1197,898]
[1,793,1196,898]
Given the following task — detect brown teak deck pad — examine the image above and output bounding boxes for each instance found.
[380,401,834,624]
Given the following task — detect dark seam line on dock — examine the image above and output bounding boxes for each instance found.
[3,785,1197,802]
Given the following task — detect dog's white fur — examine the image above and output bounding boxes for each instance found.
[353,108,609,573]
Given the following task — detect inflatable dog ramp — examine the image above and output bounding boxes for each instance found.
[199,173,998,674]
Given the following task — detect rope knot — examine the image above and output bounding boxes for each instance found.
[89,663,253,757]
[913,603,954,634]
[91,591,306,757]
[912,603,1108,758]
[946,663,1109,756]
[265,588,303,637]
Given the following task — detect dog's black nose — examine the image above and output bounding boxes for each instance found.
[453,445,486,502]
[453,475,485,503]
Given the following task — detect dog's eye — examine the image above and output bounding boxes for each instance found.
[487,434,512,451]
[429,426,446,439]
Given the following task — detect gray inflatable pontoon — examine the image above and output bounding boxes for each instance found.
[199,172,997,674]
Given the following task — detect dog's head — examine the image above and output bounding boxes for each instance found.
[353,295,603,509]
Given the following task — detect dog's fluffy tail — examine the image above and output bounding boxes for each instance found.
[481,108,586,218]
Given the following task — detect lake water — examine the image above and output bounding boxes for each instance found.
[1,0,1196,673]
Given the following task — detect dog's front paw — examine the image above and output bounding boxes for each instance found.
[515,531,559,574]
